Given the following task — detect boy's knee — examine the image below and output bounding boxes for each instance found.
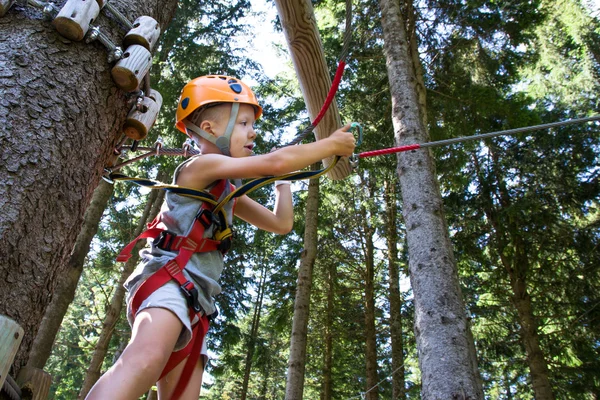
[122,344,172,378]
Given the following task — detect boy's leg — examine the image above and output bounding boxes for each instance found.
[86,307,183,400]
[156,355,205,400]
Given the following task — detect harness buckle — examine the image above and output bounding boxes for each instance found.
[153,230,177,251]
[217,237,232,254]
[180,281,202,313]
[196,209,216,229]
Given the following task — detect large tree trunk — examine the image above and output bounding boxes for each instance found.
[285,171,319,400]
[377,0,483,398]
[272,0,349,180]
[0,0,177,374]
[26,180,114,370]
[78,181,164,399]
[384,178,406,400]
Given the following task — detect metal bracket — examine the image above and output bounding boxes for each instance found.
[85,25,123,63]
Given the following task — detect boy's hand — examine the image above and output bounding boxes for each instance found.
[327,124,356,157]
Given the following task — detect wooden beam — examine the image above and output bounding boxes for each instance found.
[16,367,52,400]
[0,315,23,391]
[273,0,351,180]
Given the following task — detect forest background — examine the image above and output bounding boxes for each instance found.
[7,0,599,398]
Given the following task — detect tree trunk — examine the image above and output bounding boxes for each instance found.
[285,169,320,400]
[510,280,554,399]
[363,215,378,400]
[384,179,406,400]
[378,0,484,398]
[0,0,178,374]
[78,184,165,399]
[241,264,267,400]
[473,151,555,400]
[272,0,350,180]
[26,180,113,370]
[321,259,334,400]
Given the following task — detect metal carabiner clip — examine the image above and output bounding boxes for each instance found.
[349,122,363,170]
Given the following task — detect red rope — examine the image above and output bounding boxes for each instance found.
[358,144,421,158]
[311,61,346,127]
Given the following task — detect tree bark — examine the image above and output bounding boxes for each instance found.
[384,179,406,400]
[272,0,350,180]
[26,180,114,370]
[0,0,177,374]
[378,0,484,398]
[285,169,319,400]
[77,184,164,399]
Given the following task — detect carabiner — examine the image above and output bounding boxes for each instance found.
[349,122,363,170]
[350,122,363,147]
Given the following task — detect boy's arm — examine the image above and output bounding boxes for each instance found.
[233,184,293,234]
[177,125,355,190]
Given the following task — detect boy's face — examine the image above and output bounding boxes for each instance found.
[215,103,258,158]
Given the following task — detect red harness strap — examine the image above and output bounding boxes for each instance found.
[117,179,234,400]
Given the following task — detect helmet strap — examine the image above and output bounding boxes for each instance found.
[183,102,240,157]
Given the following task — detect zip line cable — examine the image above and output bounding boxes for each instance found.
[109,115,600,174]
[344,363,407,400]
[357,115,600,159]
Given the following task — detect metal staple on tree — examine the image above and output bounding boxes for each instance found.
[103,0,133,30]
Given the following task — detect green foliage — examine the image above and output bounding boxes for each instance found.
[45,0,600,398]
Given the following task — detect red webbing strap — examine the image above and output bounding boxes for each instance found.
[130,261,185,317]
[160,315,210,399]
[116,227,165,262]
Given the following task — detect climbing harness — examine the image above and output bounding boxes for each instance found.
[116,178,235,400]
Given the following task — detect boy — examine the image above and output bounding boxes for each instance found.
[86,75,355,400]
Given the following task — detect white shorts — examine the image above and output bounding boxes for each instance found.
[128,280,209,360]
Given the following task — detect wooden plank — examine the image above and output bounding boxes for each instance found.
[16,366,52,400]
[0,315,23,392]
[273,0,351,180]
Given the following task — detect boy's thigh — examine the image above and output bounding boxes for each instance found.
[132,281,194,351]
[130,307,184,353]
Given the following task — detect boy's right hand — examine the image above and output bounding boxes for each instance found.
[328,124,356,157]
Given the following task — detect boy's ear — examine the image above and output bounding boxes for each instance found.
[200,120,217,136]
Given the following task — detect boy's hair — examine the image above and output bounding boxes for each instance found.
[186,103,231,146]
[187,103,229,127]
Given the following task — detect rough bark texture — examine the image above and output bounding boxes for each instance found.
[77,184,164,399]
[285,171,319,400]
[0,0,177,374]
[378,0,484,398]
[272,0,350,180]
[26,180,114,370]
[384,179,406,400]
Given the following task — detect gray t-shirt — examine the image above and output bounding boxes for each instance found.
[124,157,236,316]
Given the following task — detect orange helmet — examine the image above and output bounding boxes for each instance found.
[175,75,262,134]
